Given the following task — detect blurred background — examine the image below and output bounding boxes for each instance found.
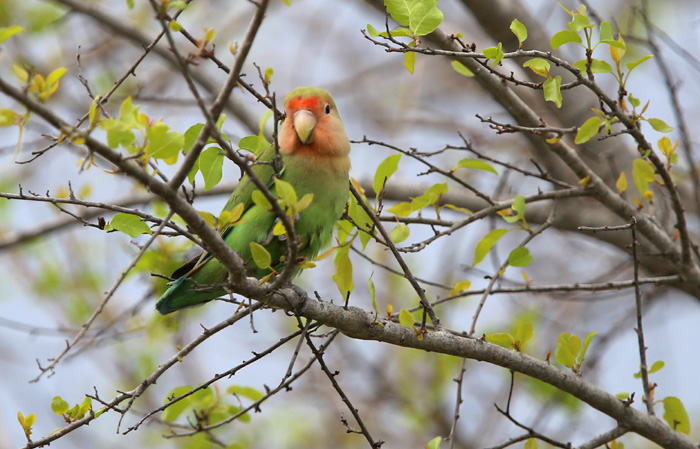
[0,0,699,448]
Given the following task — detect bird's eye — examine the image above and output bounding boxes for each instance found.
[324,103,331,115]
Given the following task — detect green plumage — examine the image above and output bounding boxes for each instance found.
[156,87,350,314]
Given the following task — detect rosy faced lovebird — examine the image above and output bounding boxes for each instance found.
[156,87,351,314]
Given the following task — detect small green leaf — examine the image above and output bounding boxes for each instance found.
[426,436,442,449]
[146,124,184,160]
[451,280,471,296]
[183,123,204,153]
[574,58,613,75]
[51,396,69,415]
[110,213,152,238]
[275,178,298,206]
[616,392,630,400]
[373,153,402,195]
[575,116,603,144]
[0,108,16,126]
[513,321,533,348]
[456,158,498,174]
[485,333,515,349]
[387,201,413,217]
[508,247,533,267]
[227,385,264,401]
[384,0,417,26]
[332,245,353,298]
[543,75,562,108]
[404,50,416,74]
[398,308,416,329]
[626,55,653,72]
[524,437,539,449]
[250,242,271,269]
[169,20,182,31]
[199,147,224,190]
[649,360,665,374]
[662,397,690,434]
[390,223,410,243]
[451,60,474,77]
[473,228,509,266]
[599,21,614,42]
[251,190,272,210]
[551,29,582,49]
[577,331,597,365]
[368,273,378,316]
[555,332,580,368]
[0,25,23,44]
[510,19,527,46]
[408,0,443,36]
[484,42,504,66]
[632,158,656,194]
[523,58,550,77]
[162,386,192,422]
[647,118,673,133]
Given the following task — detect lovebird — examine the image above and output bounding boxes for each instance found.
[156,87,351,314]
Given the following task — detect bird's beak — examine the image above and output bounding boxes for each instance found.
[293,110,317,144]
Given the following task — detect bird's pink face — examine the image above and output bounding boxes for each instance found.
[279,94,345,157]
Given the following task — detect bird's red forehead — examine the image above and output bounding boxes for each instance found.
[287,96,320,111]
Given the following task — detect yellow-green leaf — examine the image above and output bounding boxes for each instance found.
[332,245,353,298]
[543,76,562,108]
[551,29,582,49]
[555,332,580,368]
[390,223,410,243]
[508,247,532,267]
[485,333,515,349]
[373,153,402,195]
[110,213,152,238]
[51,396,69,415]
[510,19,527,46]
[451,280,471,296]
[451,60,474,77]
[575,116,603,144]
[616,171,627,194]
[662,397,691,434]
[473,228,508,266]
[249,242,271,269]
[0,25,23,44]
[199,147,224,190]
[647,118,673,133]
[456,158,498,174]
[252,190,272,210]
[398,308,415,329]
[275,178,297,206]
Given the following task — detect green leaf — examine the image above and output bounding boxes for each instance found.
[616,392,630,400]
[510,19,527,46]
[199,147,224,191]
[250,242,271,269]
[0,108,16,126]
[451,280,471,296]
[485,332,515,349]
[51,396,69,415]
[0,25,23,44]
[647,118,673,133]
[110,213,152,238]
[426,436,442,449]
[523,58,550,77]
[574,58,613,75]
[146,124,184,160]
[238,135,264,154]
[456,158,498,174]
[404,50,416,74]
[524,438,539,449]
[384,0,418,26]
[662,397,691,434]
[551,29,582,49]
[649,360,665,374]
[275,178,298,206]
[543,75,562,108]
[183,123,204,153]
[513,321,533,348]
[451,60,474,77]
[227,385,264,401]
[599,21,614,42]
[511,195,525,220]
[78,397,92,418]
[368,273,379,316]
[398,308,415,328]
[555,332,580,368]
[332,245,353,298]
[626,55,653,72]
[484,42,504,66]
[568,13,590,32]
[632,158,656,194]
[388,201,413,217]
[390,223,410,243]
[577,331,597,365]
[408,0,443,36]
[508,247,532,267]
[252,190,272,210]
[575,116,603,144]
[473,228,509,266]
[373,153,402,195]
[162,386,192,422]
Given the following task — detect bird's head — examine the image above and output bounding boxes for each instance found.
[279,87,349,157]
